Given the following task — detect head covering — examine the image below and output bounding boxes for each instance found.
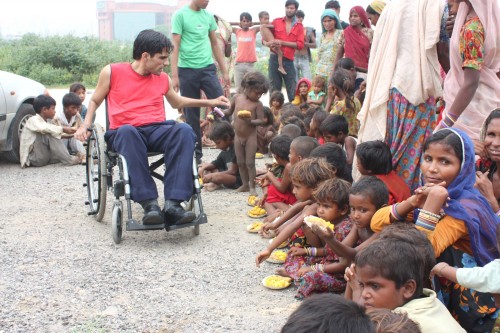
[320,9,342,33]
[351,6,371,29]
[442,0,500,141]
[292,78,312,105]
[369,1,386,15]
[423,128,500,266]
[343,6,372,69]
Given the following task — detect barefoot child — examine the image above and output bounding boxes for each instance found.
[286,178,353,299]
[269,91,285,126]
[259,11,287,75]
[225,71,269,195]
[197,121,241,191]
[307,75,327,107]
[256,106,277,155]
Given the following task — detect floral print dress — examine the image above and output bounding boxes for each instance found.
[315,30,342,82]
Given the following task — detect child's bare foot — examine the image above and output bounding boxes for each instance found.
[275,267,290,277]
[278,67,287,75]
[236,185,250,192]
[249,187,257,196]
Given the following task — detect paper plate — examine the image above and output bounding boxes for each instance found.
[262,275,292,290]
[246,221,264,233]
[266,250,287,264]
[247,195,258,207]
[247,207,267,219]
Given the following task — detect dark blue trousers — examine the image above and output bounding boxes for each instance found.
[105,121,196,203]
[268,54,297,103]
[178,64,224,161]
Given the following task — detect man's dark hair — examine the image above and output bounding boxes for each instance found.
[281,294,374,333]
[285,0,299,10]
[209,121,234,142]
[62,92,82,108]
[296,10,305,18]
[325,0,340,9]
[133,29,173,60]
[33,95,56,114]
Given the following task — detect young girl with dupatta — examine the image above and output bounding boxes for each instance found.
[370,128,500,333]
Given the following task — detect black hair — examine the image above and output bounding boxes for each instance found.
[355,238,425,303]
[368,308,422,333]
[325,0,340,10]
[366,5,379,15]
[281,124,302,140]
[262,106,274,127]
[281,294,374,333]
[314,178,351,210]
[291,136,319,159]
[310,143,350,181]
[299,103,309,111]
[241,71,270,95]
[296,10,305,18]
[282,117,307,136]
[331,68,355,114]
[209,120,235,141]
[320,114,349,136]
[335,57,355,71]
[270,135,293,161]
[240,12,252,21]
[258,11,269,19]
[270,91,285,106]
[33,94,56,114]
[311,109,328,131]
[290,157,335,188]
[350,176,388,210]
[423,129,463,165]
[69,82,86,93]
[62,92,82,108]
[133,29,173,60]
[285,0,299,10]
[356,141,393,175]
[281,104,304,122]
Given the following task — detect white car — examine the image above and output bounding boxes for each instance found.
[0,70,48,162]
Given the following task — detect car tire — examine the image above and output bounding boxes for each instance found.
[3,103,36,163]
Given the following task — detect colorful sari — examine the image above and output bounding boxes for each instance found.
[342,6,372,70]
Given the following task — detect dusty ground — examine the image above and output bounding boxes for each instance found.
[0,147,301,333]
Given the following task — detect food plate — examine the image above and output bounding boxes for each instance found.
[247,206,267,218]
[266,250,287,264]
[247,221,264,233]
[262,275,292,290]
[304,215,335,232]
[247,195,258,207]
[255,153,264,159]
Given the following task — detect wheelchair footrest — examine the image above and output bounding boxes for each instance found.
[166,213,208,232]
[126,219,166,231]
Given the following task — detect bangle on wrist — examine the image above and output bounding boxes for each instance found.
[391,203,405,221]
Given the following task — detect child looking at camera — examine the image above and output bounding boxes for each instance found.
[225,71,269,195]
[307,75,326,107]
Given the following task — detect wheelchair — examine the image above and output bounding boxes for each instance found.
[83,124,207,244]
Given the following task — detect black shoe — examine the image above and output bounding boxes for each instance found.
[164,200,196,225]
[142,203,163,225]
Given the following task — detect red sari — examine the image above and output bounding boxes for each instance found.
[343,6,372,69]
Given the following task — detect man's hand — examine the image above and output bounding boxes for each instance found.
[211,96,230,109]
[75,125,90,142]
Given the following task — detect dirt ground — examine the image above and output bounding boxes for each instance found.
[0,147,301,333]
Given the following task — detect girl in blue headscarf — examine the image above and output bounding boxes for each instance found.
[371,128,500,332]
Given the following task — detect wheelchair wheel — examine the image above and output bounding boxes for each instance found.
[85,125,107,222]
[185,194,201,236]
[112,201,123,244]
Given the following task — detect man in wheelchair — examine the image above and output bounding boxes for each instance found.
[75,29,229,226]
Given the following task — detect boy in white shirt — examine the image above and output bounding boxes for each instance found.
[53,92,85,163]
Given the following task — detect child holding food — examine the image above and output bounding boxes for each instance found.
[224,71,269,195]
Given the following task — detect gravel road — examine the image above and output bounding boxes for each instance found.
[0,147,299,333]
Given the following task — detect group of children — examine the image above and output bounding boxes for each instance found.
[20,83,89,168]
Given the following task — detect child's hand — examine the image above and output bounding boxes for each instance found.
[255,249,271,267]
[412,181,446,208]
[310,223,335,240]
[288,247,306,257]
[297,266,313,277]
[63,126,77,135]
[430,262,450,278]
[344,263,361,294]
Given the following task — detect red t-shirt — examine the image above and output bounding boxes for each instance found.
[271,17,304,61]
[375,171,411,205]
[107,63,168,129]
[235,29,257,63]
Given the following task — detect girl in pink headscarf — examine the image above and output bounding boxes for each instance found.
[334,6,373,73]
[438,0,500,148]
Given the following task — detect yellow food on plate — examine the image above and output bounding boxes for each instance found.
[247,221,264,233]
[237,110,252,119]
[304,215,335,231]
[255,152,264,159]
[270,250,287,261]
[262,275,292,289]
[247,195,258,206]
[248,206,267,218]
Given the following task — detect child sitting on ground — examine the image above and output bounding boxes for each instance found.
[288,136,319,165]
[346,237,466,333]
[20,95,80,168]
[307,75,327,107]
[356,140,411,204]
[256,158,335,254]
[308,109,328,144]
[280,124,303,140]
[285,178,353,299]
[69,82,88,120]
[224,71,269,195]
[310,142,351,182]
[256,106,277,155]
[269,91,285,126]
[320,114,357,175]
[329,68,362,137]
[292,78,311,106]
[53,92,86,164]
[368,308,422,333]
[197,121,241,191]
[281,294,374,333]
